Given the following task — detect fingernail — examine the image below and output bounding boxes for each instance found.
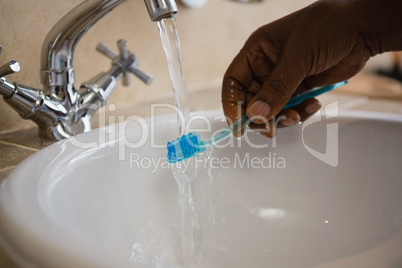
[280,116,299,126]
[248,101,271,118]
[305,101,321,114]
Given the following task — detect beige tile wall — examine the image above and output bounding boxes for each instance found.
[0,0,317,134]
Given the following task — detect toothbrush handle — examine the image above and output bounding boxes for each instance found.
[208,114,250,146]
[239,80,346,125]
[283,80,347,109]
[205,81,347,148]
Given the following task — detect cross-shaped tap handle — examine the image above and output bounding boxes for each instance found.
[96,40,153,86]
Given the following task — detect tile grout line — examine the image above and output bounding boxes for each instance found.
[0,140,39,152]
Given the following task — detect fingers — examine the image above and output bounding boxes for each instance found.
[221,73,247,137]
[277,98,322,128]
[247,98,321,138]
[299,98,322,121]
[276,109,301,127]
[246,52,307,124]
[222,49,255,136]
[249,120,277,138]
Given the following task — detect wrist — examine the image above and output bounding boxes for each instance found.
[350,0,402,56]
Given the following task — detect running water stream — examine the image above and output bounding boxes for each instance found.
[157,16,190,135]
[157,16,214,267]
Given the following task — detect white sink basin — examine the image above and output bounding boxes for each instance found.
[1,110,402,268]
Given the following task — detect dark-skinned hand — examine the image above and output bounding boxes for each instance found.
[222,0,402,138]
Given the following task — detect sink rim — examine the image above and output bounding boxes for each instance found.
[0,109,401,267]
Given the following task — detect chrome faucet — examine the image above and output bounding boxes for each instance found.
[0,0,177,140]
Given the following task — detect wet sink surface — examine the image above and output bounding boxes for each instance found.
[0,110,402,268]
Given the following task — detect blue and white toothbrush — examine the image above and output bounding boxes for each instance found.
[167,80,347,163]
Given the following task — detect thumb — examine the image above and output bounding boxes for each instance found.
[246,59,306,124]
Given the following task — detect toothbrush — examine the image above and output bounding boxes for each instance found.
[167,80,347,163]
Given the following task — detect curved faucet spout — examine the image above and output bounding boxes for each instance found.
[1,0,178,140]
[40,0,178,100]
[40,0,129,100]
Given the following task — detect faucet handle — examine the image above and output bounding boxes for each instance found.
[127,65,153,85]
[0,61,20,78]
[0,45,20,78]
[97,42,130,86]
[96,42,117,60]
[117,40,129,60]
[117,40,131,86]
[96,40,153,86]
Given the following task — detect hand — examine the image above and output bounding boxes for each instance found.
[222,0,372,138]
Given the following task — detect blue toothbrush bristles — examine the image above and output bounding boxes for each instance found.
[167,132,206,163]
